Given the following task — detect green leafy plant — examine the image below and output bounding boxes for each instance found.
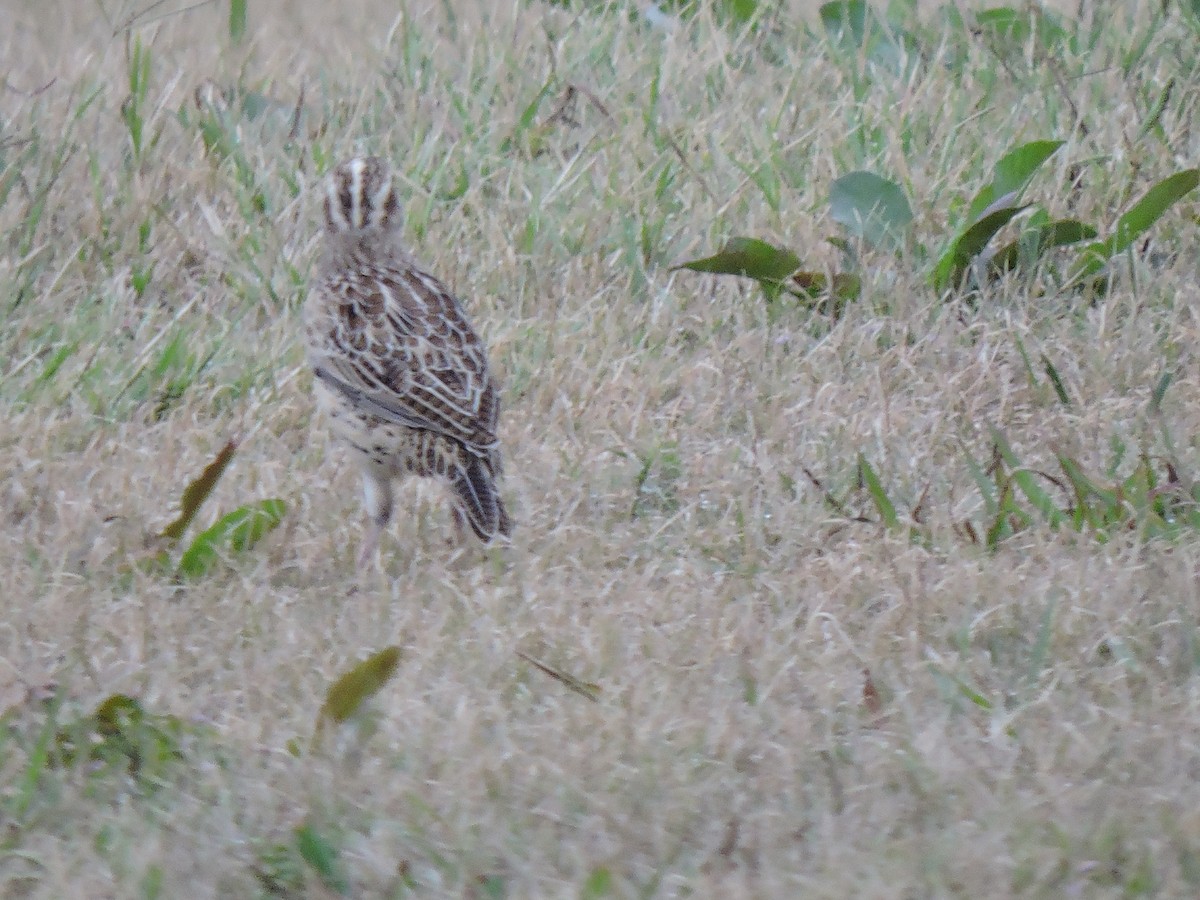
[50,694,191,787]
[807,418,1200,552]
[677,140,1195,310]
[142,440,288,578]
[1066,169,1200,288]
[674,236,860,312]
[121,37,152,162]
[253,824,352,896]
[932,139,1070,292]
[176,499,287,578]
[932,141,1197,294]
[294,824,351,895]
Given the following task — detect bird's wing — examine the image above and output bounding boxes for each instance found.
[309,264,500,454]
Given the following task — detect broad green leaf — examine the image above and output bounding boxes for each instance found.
[991,140,1064,200]
[1069,169,1200,282]
[937,140,1064,290]
[830,171,913,249]
[976,6,1068,50]
[160,440,238,542]
[675,237,801,282]
[319,646,403,726]
[177,498,287,577]
[976,6,1026,39]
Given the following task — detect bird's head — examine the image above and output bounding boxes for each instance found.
[322,156,403,236]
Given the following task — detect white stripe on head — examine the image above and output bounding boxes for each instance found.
[368,176,393,228]
[347,157,367,229]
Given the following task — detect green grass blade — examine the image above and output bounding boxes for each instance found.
[1057,454,1122,532]
[857,454,899,529]
[1010,469,1067,529]
[962,445,998,516]
[1136,77,1174,141]
[989,428,1021,469]
[12,689,63,819]
[1026,597,1057,689]
[1150,370,1172,414]
[228,0,247,44]
[1041,354,1070,405]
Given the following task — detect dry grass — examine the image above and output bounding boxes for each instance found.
[3,0,1200,896]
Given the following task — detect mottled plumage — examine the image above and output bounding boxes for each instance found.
[305,156,510,564]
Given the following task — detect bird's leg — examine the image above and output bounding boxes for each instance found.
[357,468,393,570]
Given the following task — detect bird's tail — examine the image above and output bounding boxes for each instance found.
[451,454,512,542]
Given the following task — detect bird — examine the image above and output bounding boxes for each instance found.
[305,155,511,567]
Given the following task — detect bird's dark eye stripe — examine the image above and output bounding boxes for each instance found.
[338,180,354,223]
[380,190,399,227]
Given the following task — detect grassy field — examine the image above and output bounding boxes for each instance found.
[3,0,1200,896]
